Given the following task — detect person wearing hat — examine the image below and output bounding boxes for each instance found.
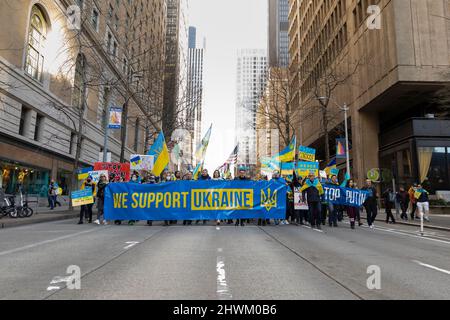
[78,175,96,224]
[142,173,157,226]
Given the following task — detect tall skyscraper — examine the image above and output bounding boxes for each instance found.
[186,26,204,166]
[268,0,289,67]
[235,49,268,171]
[163,0,189,140]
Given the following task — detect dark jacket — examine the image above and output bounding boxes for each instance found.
[200,174,211,180]
[302,184,321,203]
[362,186,377,206]
[97,181,108,200]
[396,191,409,205]
[417,191,429,203]
[235,176,249,180]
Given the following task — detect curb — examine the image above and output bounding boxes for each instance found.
[0,213,79,229]
[362,217,450,232]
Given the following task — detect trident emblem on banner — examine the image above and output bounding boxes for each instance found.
[261,188,277,211]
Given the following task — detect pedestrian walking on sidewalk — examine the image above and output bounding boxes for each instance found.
[396,187,410,221]
[362,180,378,229]
[383,188,396,224]
[408,184,418,220]
[415,185,431,222]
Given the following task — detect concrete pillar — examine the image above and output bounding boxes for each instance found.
[352,108,380,187]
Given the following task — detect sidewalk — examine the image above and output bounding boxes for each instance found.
[360,210,450,232]
[0,207,80,229]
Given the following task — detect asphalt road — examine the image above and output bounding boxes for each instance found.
[0,218,449,300]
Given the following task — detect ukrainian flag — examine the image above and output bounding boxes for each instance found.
[281,162,295,177]
[324,158,337,177]
[274,136,296,163]
[147,131,169,176]
[193,161,203,180]
[195,124,212,161]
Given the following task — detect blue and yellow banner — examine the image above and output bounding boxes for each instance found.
[281,162,295,176]
[296,161,319,178]
[104,180,287,220]
[298,146,316,162]
[147,131,169,176]
[71,189,94,207]
[274,136,296,163]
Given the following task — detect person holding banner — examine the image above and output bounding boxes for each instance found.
[327,175,340,227]
[362,180,378,229]
[301,172,324,229]
[78,176,96,224]
[182,173,194,226]
[213,170,223,226]
[234,168,249,226]
[345,179,362,229]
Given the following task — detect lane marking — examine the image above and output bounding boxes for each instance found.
[216,248,232,300]
[46,286,60,291]
[124,241,139,249]
[413,260,450,275]
[216,227,220,230]
[0,228,102,257]
[342,221,450,245]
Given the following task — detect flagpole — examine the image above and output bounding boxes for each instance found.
[343,103,351,177]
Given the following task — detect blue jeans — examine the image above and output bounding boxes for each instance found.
[328,202,337,225]
[49,195,55,209]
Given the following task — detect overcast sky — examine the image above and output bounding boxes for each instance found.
[188,0,268,171]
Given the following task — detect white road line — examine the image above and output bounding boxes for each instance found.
[0,228,100,257]
[216,249,232,300]
[341,221,450,245]
[123,241,139,249]
[413,260,450,275]
[216,227,220,230]
[46,286,60,291]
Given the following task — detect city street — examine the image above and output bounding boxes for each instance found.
[1,218,449,300]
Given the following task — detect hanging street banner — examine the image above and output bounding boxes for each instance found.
[71,189,94,207]
[94,162,130,182]
[108,107,122,129]
[104,180,288,221]
[336,138,347,159]
[322,184,370,207]
[130,155,155,171]
[296,161,319,178]
[298,146,316,162]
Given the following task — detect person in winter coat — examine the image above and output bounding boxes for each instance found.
[415,184,431,222]
[362,180,378,229]
[78,176,96,224]
[346,179,360,229]
[396,187,410,221]
[301,172,324,229]
[382,188,396,224]
[408,184,419,220]
[234,168,249,226]
[94,173,108,225]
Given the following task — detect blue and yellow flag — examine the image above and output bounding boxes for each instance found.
[193,161,203,181]
[195,124,212,161]
[147,131,170,176]
[274,136,296,163]
[281,162,295,177]
[324,158,337,177]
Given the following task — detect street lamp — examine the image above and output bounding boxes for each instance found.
[316,97,351,178]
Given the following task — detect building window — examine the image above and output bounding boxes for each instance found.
[34,114,44,141]
[91,6,99,31]
[25,5,48,82]
[19,105,31,136]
